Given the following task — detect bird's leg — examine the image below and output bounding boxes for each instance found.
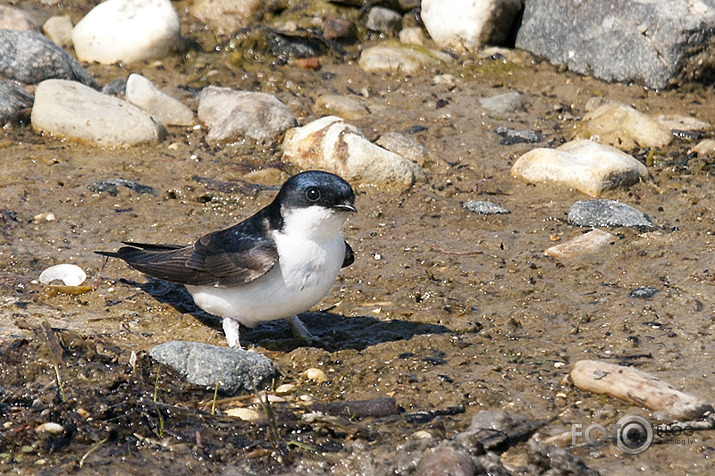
[285,315,317,342]
[222,318,242,349]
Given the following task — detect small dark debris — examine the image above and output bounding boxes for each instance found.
[629,286,659,299]
[311,397,400,419]
[192,175,276,196]
[404,125,428,134]
[671,129,702,140]
[436,98,449,109]
[88,179,155,196]
[421,356,447,366]
[494,126,541,145]
[404,405,465,424]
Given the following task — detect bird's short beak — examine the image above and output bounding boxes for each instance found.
[335,202,357,213]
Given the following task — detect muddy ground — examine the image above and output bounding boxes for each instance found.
[1,1,714,475]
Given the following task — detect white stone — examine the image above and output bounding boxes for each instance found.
[72,0,181,64]
[126,74,195,126]
[224,408,261,421]
[653,114,711,132]
[190,0,265,36]
[198,86,297,145]
[42,16,74,48]
[421,0,523,53]
[32,79,165,147]
[574,103,673,150]
[511,139,649,197]
[399,27,426,46]
[692,139,715,156]
[39,264,87,286]
[358,45,452,74]
[544,229,615,259]
[282,116,425,190]
[313,94,369,121]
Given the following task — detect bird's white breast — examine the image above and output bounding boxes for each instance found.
[186,206,348,327]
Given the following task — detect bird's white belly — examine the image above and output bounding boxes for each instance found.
[185,235,345,327]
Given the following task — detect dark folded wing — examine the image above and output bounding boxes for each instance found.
[102,214,279,287]
[342,240,354,268]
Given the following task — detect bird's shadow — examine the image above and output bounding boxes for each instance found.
[123,278,451,351]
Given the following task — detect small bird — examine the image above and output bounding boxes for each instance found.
[97,171,357,349]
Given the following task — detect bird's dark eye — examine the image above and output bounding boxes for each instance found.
[305,187,321,202]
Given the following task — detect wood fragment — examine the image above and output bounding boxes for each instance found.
[311,397,399,419]
[570,360,713,420]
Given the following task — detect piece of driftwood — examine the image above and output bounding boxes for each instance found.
[310,397,399,419]
[570,360,713,420]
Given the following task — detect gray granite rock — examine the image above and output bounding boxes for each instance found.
[480,91,525,114]
[149,341,277,395]
[629,286,659,299]
[0,29,97,88]
[0,80,32,125]
[568,199,657,231]
[198,86,297,145]
[463,200,510,215]
[515,0,715,89]
[494,126,541,145]
[366,7,402,35]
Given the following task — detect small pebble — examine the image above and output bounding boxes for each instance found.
[275,383,296,394]
[480,92,525,115]
[462,200,510,215]
[544,229,615,259]
[494,126,541,145]
[224,408,261,421]
[629,286,659,299]
[302,368,328,382]
[35,422,64,435]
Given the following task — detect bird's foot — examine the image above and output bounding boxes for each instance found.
[222,318,243,350]
[285,315,321,346]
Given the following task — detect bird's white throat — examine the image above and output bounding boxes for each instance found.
[280,205,349,242]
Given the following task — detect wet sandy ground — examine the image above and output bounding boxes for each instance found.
[1,2,714,474]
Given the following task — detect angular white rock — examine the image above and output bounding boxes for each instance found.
[544,229,615,259]
[126,74,195,126]
[32,79,165,147]
[574,103,673,150]
[39,264,87,286]
[421,0,523,53]
[511,139,649,197]
[358,45,452,74]
[282,116,425,190]
[72,0,181,64]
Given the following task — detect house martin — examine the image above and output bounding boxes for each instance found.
[97,170,356,349]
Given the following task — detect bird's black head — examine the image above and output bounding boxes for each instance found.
[276,171,356,213]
